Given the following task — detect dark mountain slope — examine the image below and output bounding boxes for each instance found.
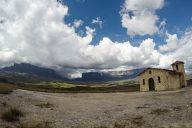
[0,63,65,81]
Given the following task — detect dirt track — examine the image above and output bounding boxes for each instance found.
[1,87,192,128]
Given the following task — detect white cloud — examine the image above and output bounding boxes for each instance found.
[92,17,103,29]
[158,28,192,69]
[0,0,161,77]
[159,33,178,52]
[0,0,192,77]
[73,19,83,28]
[79,38,160,69]
[121,0,165,36]
[123,0,164,11]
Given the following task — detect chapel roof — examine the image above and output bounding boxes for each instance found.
[138,67,180,76]
[171,61,184,65]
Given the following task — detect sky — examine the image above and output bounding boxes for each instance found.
[0,0,192,78]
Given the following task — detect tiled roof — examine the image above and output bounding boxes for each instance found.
[138,68,180,76]
[171,61,184,65]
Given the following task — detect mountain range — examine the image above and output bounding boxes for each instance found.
[0,63,145,83]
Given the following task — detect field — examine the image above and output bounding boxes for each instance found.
[6,80,140,93]
[1,84,192,128]
[0,83,16,94]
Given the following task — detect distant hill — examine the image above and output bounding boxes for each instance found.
[0,63,65,81]
[1,63,191,86]
[74,68,145,82]
[0,63,145,83]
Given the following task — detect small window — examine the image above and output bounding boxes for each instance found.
[149,71,152,74]
[176,65,179,70]
[143,79,145,85]
[158,76,161,83]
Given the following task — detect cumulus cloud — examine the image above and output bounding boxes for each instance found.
[159,33,178,52]
[158,28,192,69]
[0,0,162,77]
[0,0,192,78]
[80,38,160,69]
[92,17,103,29]
[120,0,165,36]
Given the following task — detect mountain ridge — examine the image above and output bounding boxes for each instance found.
[0,63,145,83]
[0,63,65,81]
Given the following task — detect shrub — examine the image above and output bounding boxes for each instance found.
[131,115,145,127]
[35,102,54,108]
[114,122,126,128]
[1,102,7,107]
[150,108,170,115]
[1,107,24,122]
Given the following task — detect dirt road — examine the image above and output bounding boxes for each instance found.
[1,87,192,128]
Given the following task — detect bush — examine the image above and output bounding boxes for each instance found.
[35,102,54,108]
[131,115,145,127]
[1,102,7,107]
[114,122,126,128]
[1,107,24,122]
[150,108,170,115]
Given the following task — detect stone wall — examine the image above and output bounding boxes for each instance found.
[172,63,187,87]
[167,73,180,90]
[140,69,168,91]
[139,69,181,91]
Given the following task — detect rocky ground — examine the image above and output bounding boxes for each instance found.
[0,86,192,128]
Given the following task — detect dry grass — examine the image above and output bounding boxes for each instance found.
[19,121,52,128]
[94,126,108,128]
[18,82,139,93]
[162,125,190,128]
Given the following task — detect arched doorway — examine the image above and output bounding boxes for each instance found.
[148,78,155,91]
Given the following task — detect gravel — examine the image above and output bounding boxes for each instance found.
[1,87,192,128]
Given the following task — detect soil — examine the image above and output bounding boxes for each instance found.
[1,87,192,128]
